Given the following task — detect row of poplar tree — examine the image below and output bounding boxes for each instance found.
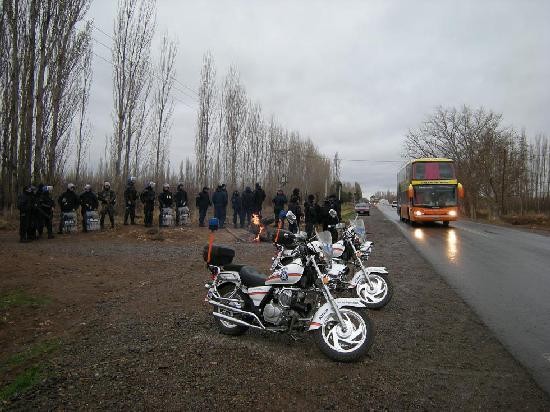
[1,0,341,210]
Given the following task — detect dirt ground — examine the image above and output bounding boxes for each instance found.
[1,208,549,410]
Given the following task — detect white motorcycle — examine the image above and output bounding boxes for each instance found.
[204,231,375,362]
[274,212,392,309]
[329,218,393,309]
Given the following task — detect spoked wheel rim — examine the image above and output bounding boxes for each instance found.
[321,309,367,353]
[356,274,388,304]
[217,287,242,329]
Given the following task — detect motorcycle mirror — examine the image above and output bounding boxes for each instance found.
[329,209,337,218]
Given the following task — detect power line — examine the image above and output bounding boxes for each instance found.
[91,36,198,103]
[90,22,199,98]
[91,50,196,111]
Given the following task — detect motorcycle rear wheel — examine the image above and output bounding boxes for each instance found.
[214,284,249,336]
[314,308,374,362]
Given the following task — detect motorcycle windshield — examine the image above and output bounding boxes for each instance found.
[317,231,334,260]
[351,218,366,242]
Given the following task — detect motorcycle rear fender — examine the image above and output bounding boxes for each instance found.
[308,298,366,331]
[216,271,241,284]
[350,267,388,286]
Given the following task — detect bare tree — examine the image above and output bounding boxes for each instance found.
[74,33,93,183]
[195,51,216,187]
[152,33,177,183]
[112,0,155,180]
[221,66,247,187]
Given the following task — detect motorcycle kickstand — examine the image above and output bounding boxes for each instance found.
[286,317,301,343]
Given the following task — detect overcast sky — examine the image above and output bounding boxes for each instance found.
[87,0,550,196]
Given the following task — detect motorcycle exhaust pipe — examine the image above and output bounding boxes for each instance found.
[208,300,266,329]
[213,312,269,331]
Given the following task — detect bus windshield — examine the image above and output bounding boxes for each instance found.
[413,185,457,207]
[413,162,455,180]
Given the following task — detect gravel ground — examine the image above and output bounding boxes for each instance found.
[1,208,549,410]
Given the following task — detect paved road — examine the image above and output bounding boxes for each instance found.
[376,204,550,394]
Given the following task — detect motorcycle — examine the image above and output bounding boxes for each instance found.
[273,211,393,309]
[328,217,393,309]
[204,231,375,362]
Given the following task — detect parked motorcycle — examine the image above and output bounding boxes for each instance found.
[329,217,393,309]
[273,212,393,309]
[204,231,375,362]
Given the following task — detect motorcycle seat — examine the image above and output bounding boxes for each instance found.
[223,264,245,272]
[239,265,268,287]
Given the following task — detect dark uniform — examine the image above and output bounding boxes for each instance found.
[288,189,302,233]
[37,187,55,239]
[17,187,33,242]
[272,190,288,227]
[98,185,116,229]
[231,191,244,228]
[212,186,228,228]
[58,186,79,233]
[321,198,339,242]
[253,183,266,216]
[80,188,99,232]
[195,187,211,227]
[241,186,255,226]
[304,195,321,238]
[175,185,188,225]
[124,181,138,225]
[140,185,156,227]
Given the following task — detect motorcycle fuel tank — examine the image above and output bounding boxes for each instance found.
[265,261,304,285]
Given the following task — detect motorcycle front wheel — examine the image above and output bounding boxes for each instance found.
[314,308,374,362]
[356,273,393,309]
[214,284,249,336]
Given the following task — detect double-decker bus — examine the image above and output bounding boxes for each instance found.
[397,158,464,226]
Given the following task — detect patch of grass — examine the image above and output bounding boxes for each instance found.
[341,203,357,221]
[0,290,51,310]
[1,339,60,372]
[0,365,44,401]
[0,339,60,402]
[501,213,549,226]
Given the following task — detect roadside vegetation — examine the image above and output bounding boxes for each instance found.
[0,340,60,402]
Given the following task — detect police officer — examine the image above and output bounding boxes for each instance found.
[58,183,79,234]
[158,183,174,226]
[272,189,288,227]
[212,184,228,228]
[37,185,55,239]
[140,182,156,227]
[174,183,188,225]
[124,177,138,225]
[241,186,255,227]
[288,188,302,229]
[304,194,320,237]
[195,187,211,227]
[80,184,99,232]
[17,186,34,243]
[231,190,244,229]
[98,181,116,229]
[253,183,266,216]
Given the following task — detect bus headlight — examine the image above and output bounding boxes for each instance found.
[414,210,422,216]
[448,210,457,217]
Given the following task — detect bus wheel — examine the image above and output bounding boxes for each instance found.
[443,221,450,227]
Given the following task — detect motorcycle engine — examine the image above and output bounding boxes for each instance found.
[263,288,305,325]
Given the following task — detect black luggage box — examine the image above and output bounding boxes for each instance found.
[203,244,235,265]
[272,229,296,246]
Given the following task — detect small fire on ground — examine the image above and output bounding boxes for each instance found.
[252,214,265,242]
